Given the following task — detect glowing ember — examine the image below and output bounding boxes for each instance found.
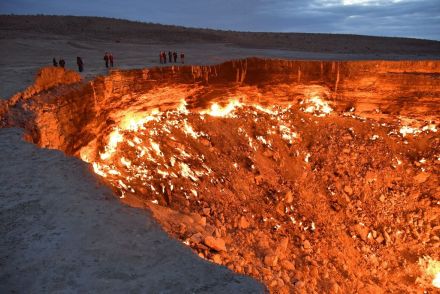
[399,125,419,137]
[434,273,440,288]
[201,99,242,117]
[279,125,298,144]
[302,96,333,116]
[419,256,440,289]
[100,128,123,160]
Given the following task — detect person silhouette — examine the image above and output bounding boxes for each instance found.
[77,56,84,72]
[103,52,109,68]
[109,53,114,67]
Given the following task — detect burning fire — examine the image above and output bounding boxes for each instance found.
[419,256,440,289]
[80,98,306,200]
[301,95,333,117]
[200,99,243,117]
[78,94,438,293]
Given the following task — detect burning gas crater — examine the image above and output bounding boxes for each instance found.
[2,58,439,293]
[84,99,315,200]
[79,96,439,293]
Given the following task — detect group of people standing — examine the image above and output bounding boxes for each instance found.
[52,57,83,72]
[53,57,66,68]
[52,50,186,72]
[160,51,185,64]
[103,52,114,68]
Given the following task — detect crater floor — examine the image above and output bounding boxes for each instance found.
[84,100,440,293]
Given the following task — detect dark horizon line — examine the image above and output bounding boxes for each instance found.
[2,13,439,43]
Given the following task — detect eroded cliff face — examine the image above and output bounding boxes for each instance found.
[3,58,439,158]
[1,58,439,293]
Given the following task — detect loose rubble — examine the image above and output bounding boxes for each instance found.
[83,100,440,293]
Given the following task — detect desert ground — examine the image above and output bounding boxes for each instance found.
[0,15,439,293]
[1,15,439,99]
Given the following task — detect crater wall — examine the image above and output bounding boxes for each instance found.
[2,58,439,158]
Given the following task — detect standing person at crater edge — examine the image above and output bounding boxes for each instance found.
[76,56,84,72]
[52,57,58,67]
[180,52,185,64]
[103,52,109,68]
[173,51,177,63]
[59,58,65,68]
[109,52,114,67]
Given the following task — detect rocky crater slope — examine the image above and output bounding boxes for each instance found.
[1,58,439,293]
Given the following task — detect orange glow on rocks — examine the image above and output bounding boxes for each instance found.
[2,58,439,293]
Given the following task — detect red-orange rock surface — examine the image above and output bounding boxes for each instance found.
[10,67,82,103]
[1,58,439,293]
[2,58,439,156]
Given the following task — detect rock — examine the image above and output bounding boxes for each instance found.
[191,213,206,227]
[213,228,222,238]
[375,234,384,244]
[264,254,278,267]
[167,140,185,149]
[353,224,369,241]
[199,138,210,146]
[204,236,227,252]
[275,202,285,215]
[178,223,187,235]
[383,231,392,244]
[277,278,285,287]
[281,271,291,283]
[285,191,293,204]
[10,66,82,103]
[344,185,353,196]
[239,216,250,229]
[294,280,305,289]
[280,260,295,271]
[279,237,289,252]
[257,235,270,250]
[202,207,211,216]
[199,217,207,227]
[190,232,204,244]
[414,172,430,184]
[263,149,273,157]
[330,201,342,212]
[303,240,312,250]
[330,281,341,293]
[310,266,319,277]
[379,195,385,202]
[342,134,353,141]
[212,254,222,264]
[255,175,264,185]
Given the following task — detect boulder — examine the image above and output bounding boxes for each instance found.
[204,236,227,252]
